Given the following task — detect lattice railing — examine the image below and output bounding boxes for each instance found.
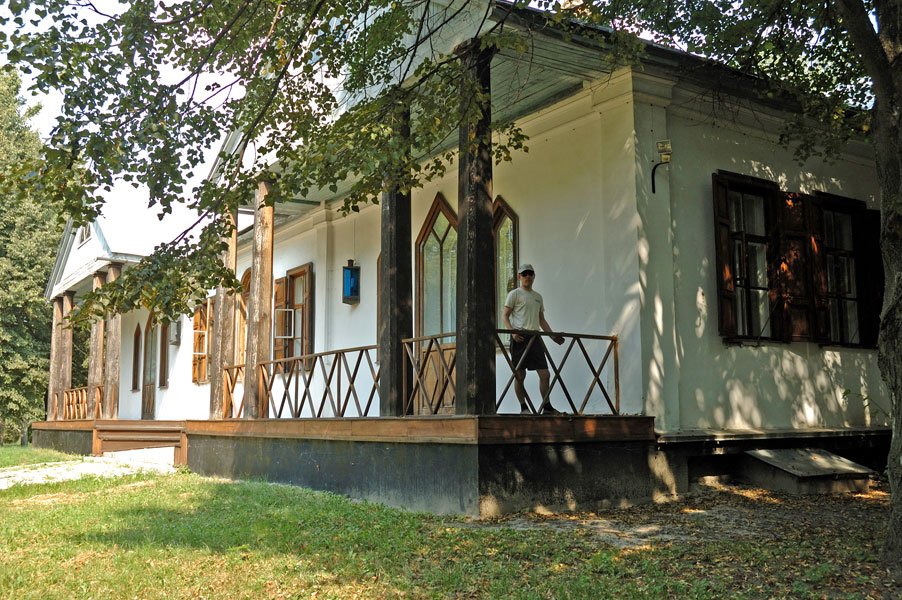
[257,345,380,418]
[58,385,103,420]
[495,330,619,415]
[222,364,245,418]
[402,331,620,415]
[402,333,457,415]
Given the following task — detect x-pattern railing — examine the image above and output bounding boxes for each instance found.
[257,345,380,418]
[494,330,619,415]
[222,365,245,418]
[58,385,103,420]
[402,333,457,415]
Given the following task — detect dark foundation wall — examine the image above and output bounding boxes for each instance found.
[478,442,688,516]
[33,428,93,456]
[187,434,482,516]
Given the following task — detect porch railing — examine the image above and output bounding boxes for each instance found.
[57,385,103,420]
[403,330,620,416]
[256,345,381,418]
[222,364,245,418]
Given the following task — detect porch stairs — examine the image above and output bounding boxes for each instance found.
[91,421,187,466]
[741,448,873,494]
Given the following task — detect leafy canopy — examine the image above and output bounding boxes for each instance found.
[0,0,877,322]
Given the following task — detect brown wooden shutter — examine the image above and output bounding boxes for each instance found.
[192,305,205,383]
[712,173,737,337]
[854,209,883,348]
[273,277,287,360]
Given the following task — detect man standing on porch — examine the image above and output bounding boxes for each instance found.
[502,264,565,415]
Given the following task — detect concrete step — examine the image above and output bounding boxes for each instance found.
[742,448,873,494]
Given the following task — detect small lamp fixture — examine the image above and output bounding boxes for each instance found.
[343,259,360,305]
[652,139,672,194]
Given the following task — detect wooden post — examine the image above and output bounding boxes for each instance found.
[59,291,75,398]
[87,272,105,419]
[102,263,123,419]
[47,296,64,421]
[455,41,497,415]
[243,181,275,418]
[209,209,239,419]
[379,109,413,416]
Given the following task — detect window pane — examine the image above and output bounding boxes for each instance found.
[845,300,860,344]
[728,191,742,232]
[496,217,514,314]
[824,211,836,248]
[743,194,765,236]
[442,227,457,334]
[735,288,748,337]
[732,238,744,284]
[423,235,441,336]
[434,211,449,238]
[829,298,842,343]
[293,274,306,305]
[747,242,767,288]
[750,289,771,338]
[835,212,854,250]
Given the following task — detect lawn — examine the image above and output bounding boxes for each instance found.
[0,455,896,599]
[0,444,77,469]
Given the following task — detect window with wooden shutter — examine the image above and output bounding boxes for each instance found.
[712,172,882,348]
[273,277,288,361]
[817,192,884,348]
[192,301,210,383]
[712,171,779,340]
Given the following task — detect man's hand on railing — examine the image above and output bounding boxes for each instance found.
[551,334,565,345]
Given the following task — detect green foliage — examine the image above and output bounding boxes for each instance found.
[0,0,890,322]
[0,443,77,468]
[0,71,63,440]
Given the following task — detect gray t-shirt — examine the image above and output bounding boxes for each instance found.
[504,288,545,331]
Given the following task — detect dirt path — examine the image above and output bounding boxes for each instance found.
[0,451,175,490]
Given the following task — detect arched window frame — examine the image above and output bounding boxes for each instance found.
[415,193,458,336]
[493,195,519,328]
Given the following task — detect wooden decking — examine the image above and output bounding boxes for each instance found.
[185,415,654,445]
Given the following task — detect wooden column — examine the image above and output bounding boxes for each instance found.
[243,181,275,418]
[209,209,239,419]
[59,292,75,407]
[379,109,413,416]
[87,272,105,418]
[47,296,64,420]
[102,263,122,419]
[455,41,497,415]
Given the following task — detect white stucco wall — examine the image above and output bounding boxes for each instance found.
[112,65,887,431]
[117,308,210,420]
[633,72,889,433]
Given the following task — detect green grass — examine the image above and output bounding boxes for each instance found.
[0,444,78,469]
[0,458,894,599]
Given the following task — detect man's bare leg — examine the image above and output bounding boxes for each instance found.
[537,369,556,412]
[514,370,530,412]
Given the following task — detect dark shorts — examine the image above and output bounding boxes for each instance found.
[510,335,548,371]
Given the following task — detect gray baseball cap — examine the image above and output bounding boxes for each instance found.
[518,263,535,274]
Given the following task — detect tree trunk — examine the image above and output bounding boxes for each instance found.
[872,96,902,578]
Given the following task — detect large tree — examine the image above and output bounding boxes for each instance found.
[0,71,63,442]
[2,0,901,573]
